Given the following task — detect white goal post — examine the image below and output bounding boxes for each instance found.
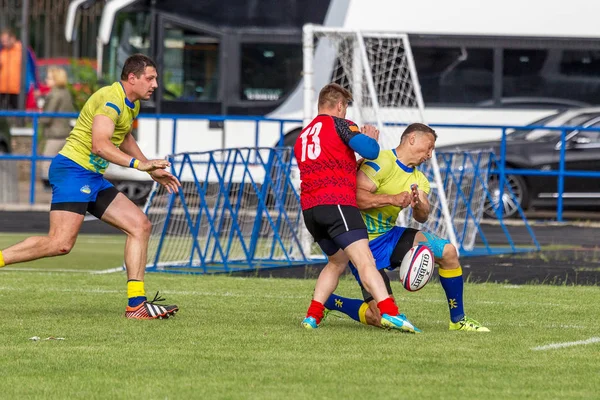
[302,24,459,252]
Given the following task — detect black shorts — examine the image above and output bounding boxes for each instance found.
[390,228,420,269]
[303,205,368,256]
[50,187,120,219]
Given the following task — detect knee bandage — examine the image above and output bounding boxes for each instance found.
[419,231,450,259]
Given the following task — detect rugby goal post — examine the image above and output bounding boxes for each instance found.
[302,25,459,252]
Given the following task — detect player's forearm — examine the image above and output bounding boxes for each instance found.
[412,203,430,223]
[119,133,149,162]
[356,189,396,210]
[92,139,142,169]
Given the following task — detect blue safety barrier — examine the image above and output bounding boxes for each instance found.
[3,110,600,272]
[143,147,308,273]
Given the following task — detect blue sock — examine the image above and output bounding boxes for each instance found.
[128,296,146,307]
[439,266,465,323]
[325,294,368,324]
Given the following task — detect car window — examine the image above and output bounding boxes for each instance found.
[577,121,600,143]
[509,112,561,139]
[512,112,600,142]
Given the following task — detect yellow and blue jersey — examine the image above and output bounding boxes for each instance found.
[59,82,140,174]
[359,149,430,240]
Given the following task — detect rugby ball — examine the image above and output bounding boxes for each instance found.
[399,245,434,292]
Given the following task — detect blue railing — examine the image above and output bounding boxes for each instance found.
[1,110,600,222]
[385,121,600,222]
[0,110,299,204]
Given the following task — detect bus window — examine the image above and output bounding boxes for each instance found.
[413,47,494,105]
[108,11,152,80]
[504,48,600,105]
[240,43,302,101]
[502,49,548,100]
[559,50,600,105]
[560,50,600,77]
[162,26,219,102]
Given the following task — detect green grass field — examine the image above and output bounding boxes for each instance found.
[0,233,599,399]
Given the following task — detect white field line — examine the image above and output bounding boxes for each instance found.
[0,273,576,308]
[92,266,125,274]
[1,267,107,273]
[431,320,588,330]
[0,284,587,309]
[0,233,125,246]
[394,296,564,308]
[2,266,161,274]
[76,238,125,245]
[1,266,125,274]
[531,337,600,351]
[0,286,307,299]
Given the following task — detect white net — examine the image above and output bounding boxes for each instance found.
[304,27,496,253]
[311,30,422,150]
[144,148,311,273]
[410,151,492,251]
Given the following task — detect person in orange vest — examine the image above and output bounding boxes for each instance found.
[0,27,23,110]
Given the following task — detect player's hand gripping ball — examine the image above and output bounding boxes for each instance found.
[399,245,434,291]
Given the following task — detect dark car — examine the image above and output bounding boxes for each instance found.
[437,108,600,218]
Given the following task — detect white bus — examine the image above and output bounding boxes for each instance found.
[65,0,600,201]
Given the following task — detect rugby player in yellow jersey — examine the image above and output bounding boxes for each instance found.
[324,123,490,332]
[0,54,181,320]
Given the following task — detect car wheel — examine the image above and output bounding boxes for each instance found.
[484,173,529,219]
[0,142,8,154]
[114,181,153,205]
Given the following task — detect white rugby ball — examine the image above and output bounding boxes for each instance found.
[399,245,434,292]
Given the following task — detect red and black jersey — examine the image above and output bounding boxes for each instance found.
[294,114,361,210]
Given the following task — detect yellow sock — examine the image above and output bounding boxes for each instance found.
[358,302,369,325]
[127,280,145,299]
[0,250,5,268]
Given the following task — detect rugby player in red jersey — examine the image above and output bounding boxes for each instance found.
[294,83,420,333]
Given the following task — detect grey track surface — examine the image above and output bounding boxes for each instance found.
[1,211,598,285]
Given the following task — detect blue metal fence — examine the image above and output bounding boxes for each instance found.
[2,110,600,223]
[143,148,309,273]
[0,110,296,204]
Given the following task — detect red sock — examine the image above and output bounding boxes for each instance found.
[377,297,399,317]
[306,300,325,324]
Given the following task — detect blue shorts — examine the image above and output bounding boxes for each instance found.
[49,154,114,204]
[349,226,406,283]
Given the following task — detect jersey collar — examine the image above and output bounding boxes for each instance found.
[119,82,136,109]
[392,149,414,173]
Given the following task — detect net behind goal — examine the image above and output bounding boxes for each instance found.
[303,25,459,250]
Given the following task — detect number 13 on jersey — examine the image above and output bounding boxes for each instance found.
[300,122,322,161]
